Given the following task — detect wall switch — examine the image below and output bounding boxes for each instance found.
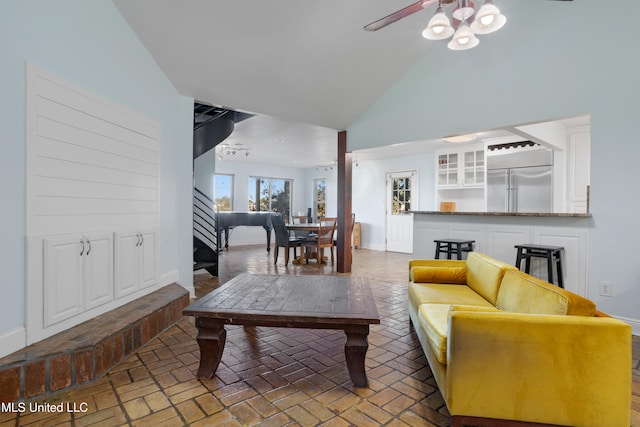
[599,281,613,297]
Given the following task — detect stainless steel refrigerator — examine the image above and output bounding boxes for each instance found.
[487,149,553,213]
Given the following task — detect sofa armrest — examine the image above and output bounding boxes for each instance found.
[446,311,631,427]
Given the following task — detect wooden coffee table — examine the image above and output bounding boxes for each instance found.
[183,273,380,387]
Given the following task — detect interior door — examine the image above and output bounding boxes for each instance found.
[386,171,416,253]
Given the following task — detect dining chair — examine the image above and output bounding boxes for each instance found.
[271,214,305,266]
[304,217,337,265]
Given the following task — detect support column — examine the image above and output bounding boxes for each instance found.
[337,130,352,273]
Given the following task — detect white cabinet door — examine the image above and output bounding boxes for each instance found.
[115,229,157,297]
[115,231,141,298]
[139,231,157,289]
[84,232,114,309]
[44,235,85,327]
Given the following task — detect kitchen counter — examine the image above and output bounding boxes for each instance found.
[412,211,591,218]
[412,211,590,296]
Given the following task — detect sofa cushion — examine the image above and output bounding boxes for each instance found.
[496,270,596,316]
[465,252,517,306]
[409,282,496,308]
[411,265,467,284]
[418,304,499,364]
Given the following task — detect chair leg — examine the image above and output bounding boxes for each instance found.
[330,247,334,264]
[274,247,279,265]
[284,247,289,266]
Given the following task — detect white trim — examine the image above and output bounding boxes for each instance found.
[617,315,640,336]
[0,327,26,359]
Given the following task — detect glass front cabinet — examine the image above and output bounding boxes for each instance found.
[437,146,485,188]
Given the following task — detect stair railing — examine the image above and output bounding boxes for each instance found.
[193,188,219,254]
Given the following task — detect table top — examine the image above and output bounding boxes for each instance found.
[183,273,380,326]
[286,223,320,231]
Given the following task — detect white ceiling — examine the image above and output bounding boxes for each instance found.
[114,1,582,168]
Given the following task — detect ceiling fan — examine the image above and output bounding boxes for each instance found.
[364,0,572,50]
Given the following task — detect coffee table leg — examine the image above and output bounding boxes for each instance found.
[194,317,227,379]
[344,325,370,387]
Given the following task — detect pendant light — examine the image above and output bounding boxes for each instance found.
[470,0,506,34]
[422,5,455,40]
[447,21,479,50]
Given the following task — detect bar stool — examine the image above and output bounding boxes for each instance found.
[515,244,565,288]
[434,239,475,260]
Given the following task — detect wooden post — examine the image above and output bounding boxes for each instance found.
[337,131,352,273]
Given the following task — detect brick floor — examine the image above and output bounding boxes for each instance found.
[0,246,638,426]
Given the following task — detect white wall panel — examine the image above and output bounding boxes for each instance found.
[27,64,160,236]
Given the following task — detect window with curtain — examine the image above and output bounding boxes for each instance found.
[214,174,234,211]
[248,176,292,219]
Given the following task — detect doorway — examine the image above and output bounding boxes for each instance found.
[386,171,416,253]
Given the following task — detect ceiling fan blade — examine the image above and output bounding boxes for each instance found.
[364,0,437,31]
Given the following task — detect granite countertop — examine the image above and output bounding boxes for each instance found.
[411,211,592,218]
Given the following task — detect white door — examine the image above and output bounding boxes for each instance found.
[386,171,416,253]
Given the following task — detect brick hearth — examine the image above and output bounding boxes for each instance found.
[0,283,190,402]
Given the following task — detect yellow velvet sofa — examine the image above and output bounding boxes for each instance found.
[408,252,631,427]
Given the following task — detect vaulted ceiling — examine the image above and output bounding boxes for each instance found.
[114,1,580,167]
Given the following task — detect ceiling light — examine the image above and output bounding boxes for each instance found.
[422,7,454,40]
[470,0,506,34]
[422,0,505,51]
[447,22,479,50]
[442,133,478,143]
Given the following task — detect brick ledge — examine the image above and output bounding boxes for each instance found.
[0,283,190,402]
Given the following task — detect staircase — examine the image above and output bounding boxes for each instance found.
[192,103,253,276]
[193,188,219,276]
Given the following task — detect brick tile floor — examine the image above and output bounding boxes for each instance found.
[1,246,638,426]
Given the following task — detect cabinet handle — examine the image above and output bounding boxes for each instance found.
[135,234,141,247]
[140,234,144,246]
[86,239,92,256]
[80,239,85,256]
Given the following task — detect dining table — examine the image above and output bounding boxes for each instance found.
[285,223,324,264]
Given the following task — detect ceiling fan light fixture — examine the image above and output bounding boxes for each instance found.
[447,23,479,50]
[470,0,506,34]
[452,0,475,22]
[422,7,455,40]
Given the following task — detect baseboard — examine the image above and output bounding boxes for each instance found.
[0,326,26,359]
[617,315,640,336]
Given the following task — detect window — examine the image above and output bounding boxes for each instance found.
[214,174,234,211]
[391,176,412,214]
[248,177,292,219]
[314,178,326,221]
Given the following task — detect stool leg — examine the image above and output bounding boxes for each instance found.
[516,248,524,270]
[555,251,564,288]
[447,243,452,260]
[524,253,532,274]
[546,252,554,285]
[435,243,441,259]
[456,244,462,260]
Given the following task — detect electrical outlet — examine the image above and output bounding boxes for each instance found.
[599,281,613,297]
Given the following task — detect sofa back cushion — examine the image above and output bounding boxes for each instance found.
[496,270,596,316]
[465,252,517,306]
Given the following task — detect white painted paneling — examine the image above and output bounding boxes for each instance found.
[25,64,162,343]
[26,64,160,236]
